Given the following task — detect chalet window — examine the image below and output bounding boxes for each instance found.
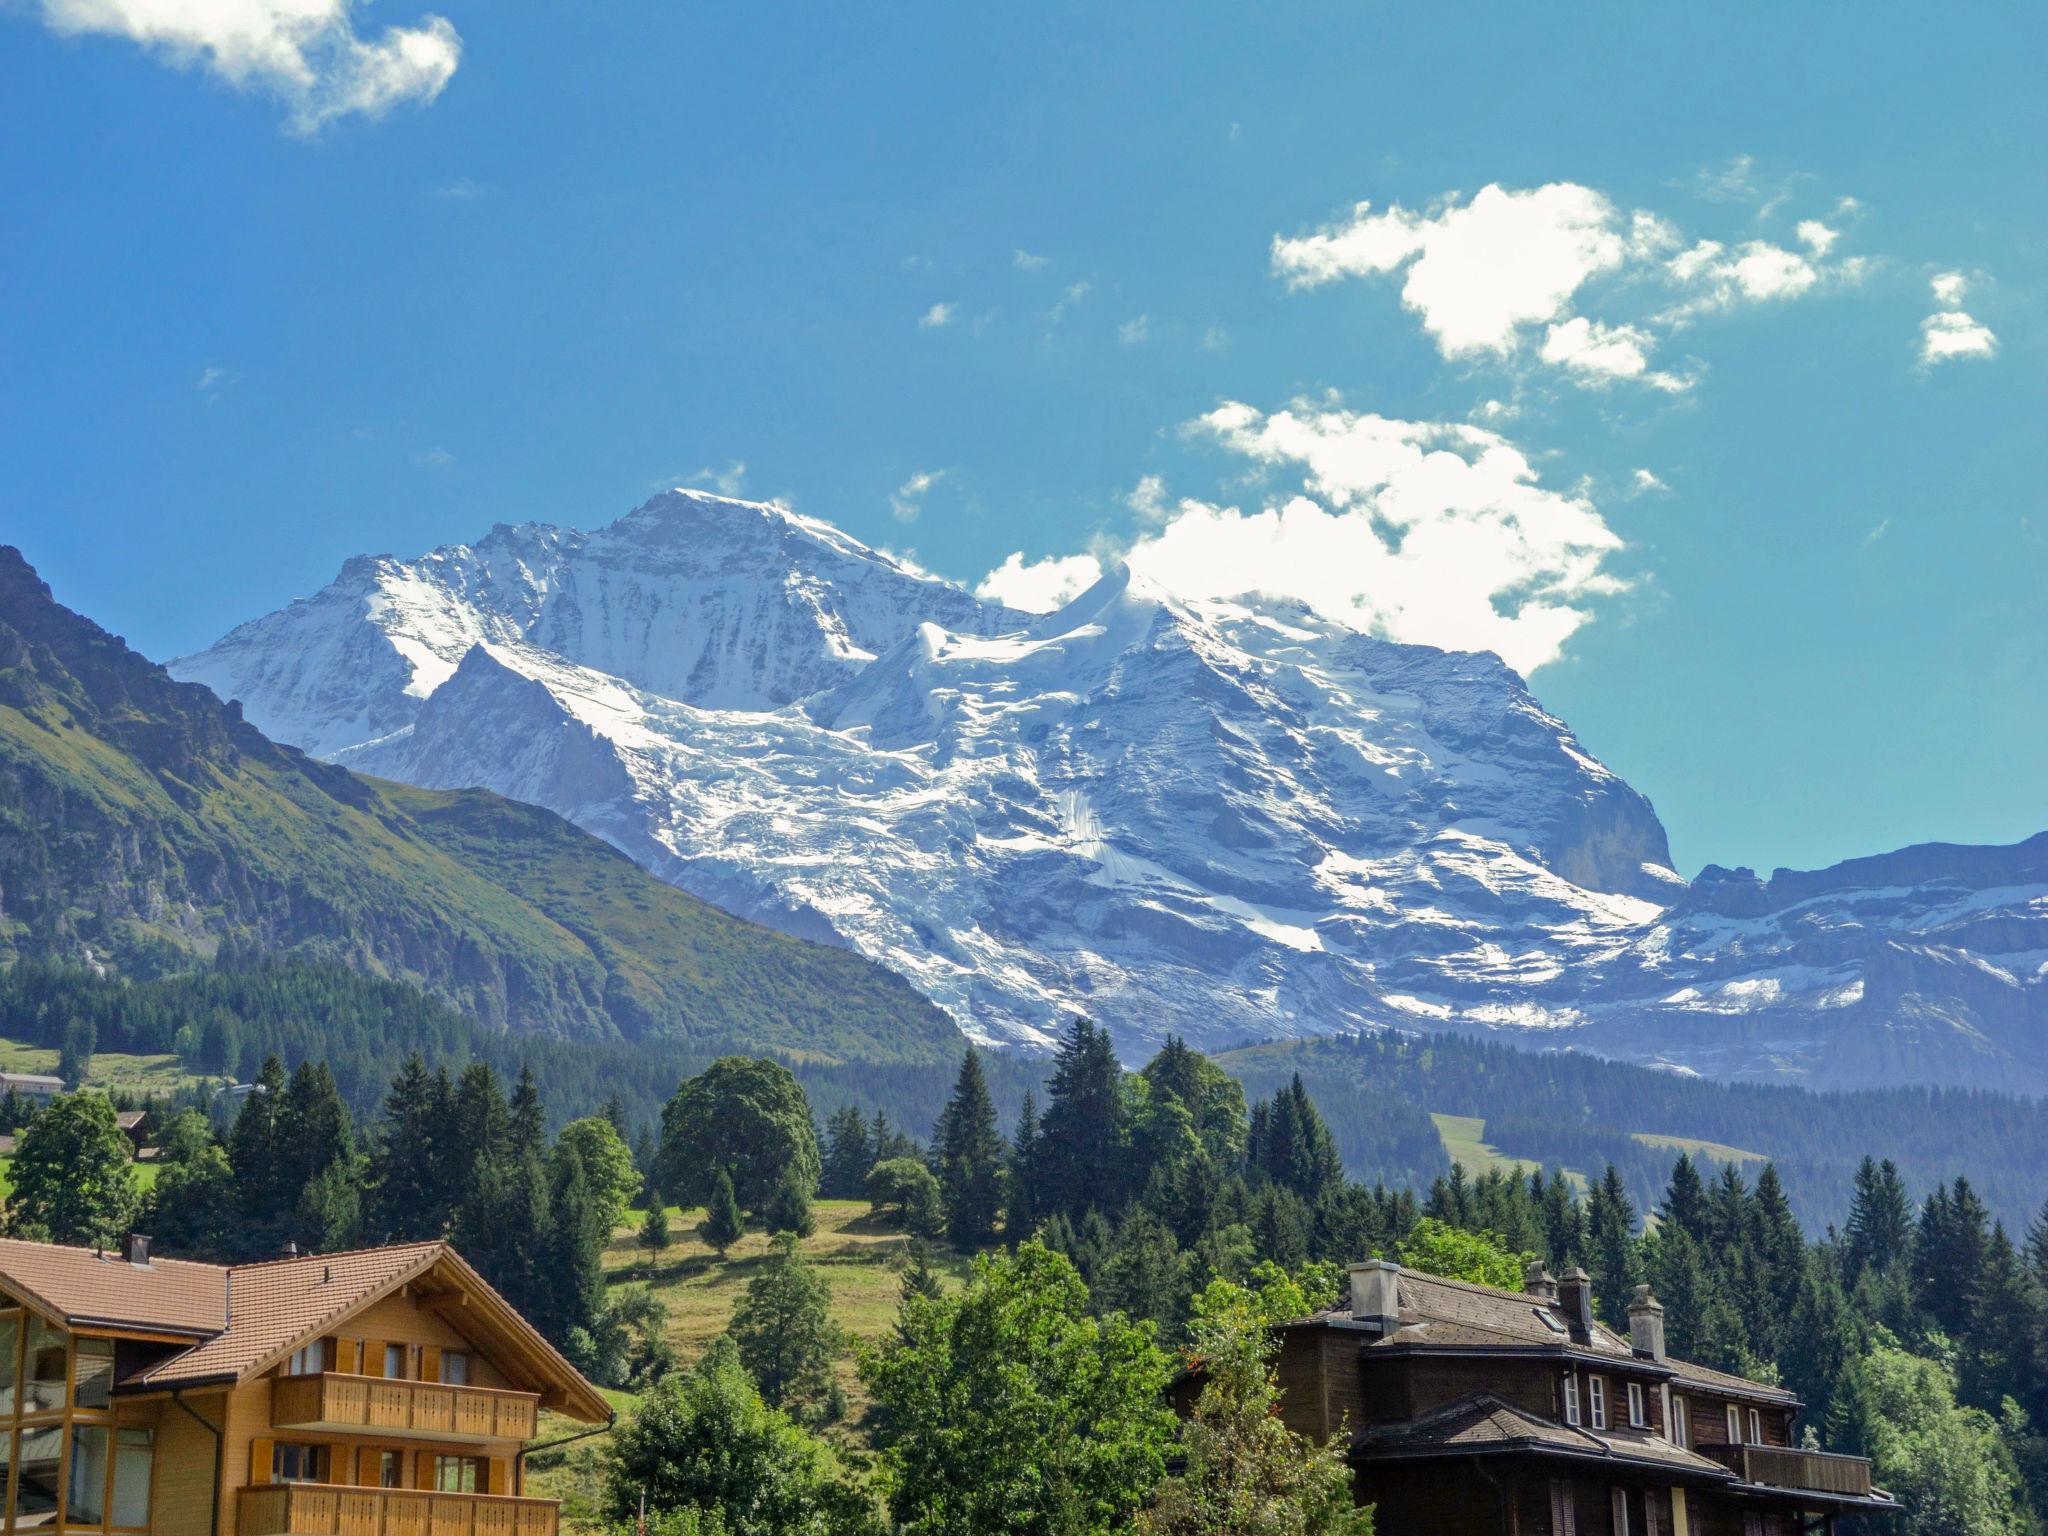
[66,1424,109,1524]
[440,1351,470,1386]
[1563,1373,1581,1426]
[273,1442,326,1484]
[433,1455,486,1493]
[1589,1375,1608,1430]
[1644,1492,1662,1536]
[1548,1479,1578,1536]
[25,1319,68,1414]
[377,1451,405,1488]
[1748,1408,1762,1446]
[111,1429,154,1529]
[283,1343,323,1377]
[0,1313,19,1415]
[74,1337,113,1410]
[1610,1487,1630,1535]
[1626,1382,1646,1428]
[16,1425,64,1527]
[385,1344,409,1379]
[1726,1404,1742,1443]
[1670,1395,1690,1448]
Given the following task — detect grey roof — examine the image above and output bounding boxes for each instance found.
[1356,1391,1735,1481]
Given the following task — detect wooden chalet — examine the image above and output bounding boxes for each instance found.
[1254,1258,1898,1535]
[0,1235,611,1536]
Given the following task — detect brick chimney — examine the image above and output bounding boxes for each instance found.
[122,1234,151,1268]
[1524,1260,1557,1302]
[1557,1266,1594,1342]
[1348,1259,1402,1333]
[1627,1284,1667,1362]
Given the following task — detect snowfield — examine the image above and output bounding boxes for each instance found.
[173,491,2048,1091]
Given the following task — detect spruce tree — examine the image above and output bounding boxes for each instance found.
[640,1190,672,1266]
[1843,1156,1912,1283]
[765,1165,816,1238]
[509,1064,546,1159]
[1006,1091,1040,1239]
[1095,1206,1185,1333]
[1033,1017,1127,1222]
[820,1105,874,1200]
[1585,1165,1640,1329]
[935,1049,1004,1251]
[701,1167,745,1256]
[1251,1077,1342,1203]
[369,1053,450,1241]
[1915,1176,1992,1338]
[1659,1154,1709,1243]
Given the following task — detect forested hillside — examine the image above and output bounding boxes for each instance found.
[0,546,959,1062]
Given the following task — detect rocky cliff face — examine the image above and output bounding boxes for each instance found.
[169,494,2048,1090]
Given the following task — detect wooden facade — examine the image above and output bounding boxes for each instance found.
[0,1239,610,1536]
[1237,1261,1898,1536]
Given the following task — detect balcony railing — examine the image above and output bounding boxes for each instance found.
[272,1374,541,1442]
[1700,1442,1874,1499]
[240,1483,557,1536]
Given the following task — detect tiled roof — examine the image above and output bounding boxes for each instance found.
[1357,1391,1734,1481]
[0,1237,228,1335]
[1316,1269,1640,1358]
[1667,1355,1799,1404]
[134,1244,444,1387]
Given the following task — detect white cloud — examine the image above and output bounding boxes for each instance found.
[1929,271,1969,307]
[688,460,747,496]
[413,445,455,468]
[1630,468,1669,497]
[976,551,1105,612]
[1117,315,1150,346]
[889,469,948,524]
[917,302,956,330]
[1795,220,1838,256]
[195,364,238,403]
[36,0,459,134]
[1125,474,1170,524]
[1045,279,1091,323]
[1273,183,1649,357]
[1658,238,1819,323]
[1013,249,1048,272]
[434,177,483,200]
[1540,317,1652,382]
[1690,154,1758,204]
[1863,518,1891,545]
[1919,310,1998,365]
[1200,325,1229,352]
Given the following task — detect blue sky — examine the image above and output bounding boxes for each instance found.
[2,2,2041,876]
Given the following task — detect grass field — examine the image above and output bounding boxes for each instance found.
[1630,1132,1767,1165]
[529,1198,965,1529]
[0,1036,209,1098]
[0,1157,159,1198]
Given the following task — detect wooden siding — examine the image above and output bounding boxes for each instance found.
[236,1482,555,1536]
[152,1390,227,1536]
[271,1376,538,1442]
[340,1297,515,1393]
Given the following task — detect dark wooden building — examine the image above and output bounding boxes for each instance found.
[1261,1258,1897,1535]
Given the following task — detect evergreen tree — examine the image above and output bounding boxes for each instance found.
[1659,1154,1709,1243]
[1844,1156,1913,1284]
[1916,1176,1993,1339]
[1540,1166,1585,1269]
[1750,1163,1807,1358]
[146,1139,238,1259]
[730,1232,842,1414]
[640,1190,672,1266]
[765,1165,817,1239]
[1959,1223,2038,1412]
[448,1062,512,1212]
[509,1064,547,1159]
[1585,1165,1640,1328]
[368,1054,454,1241]
[1250,1077,1342,1204]
[700,1168,745,1256]
[934,1050,1004,1251]
[1032,1018,1128,1222]
[1006,1091,1040,1238]
[1094,1206,1186,1333]
[1646,1224,1712,1361]
[226,1054,292,1249]
[820,1106,875,1201]
[540,1142,609,1349]
[898,1240,944,1309]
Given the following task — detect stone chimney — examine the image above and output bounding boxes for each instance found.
[1348,1259,1402,1332]
[1628,1284,1667,1362]
[1524,1260,1557,1302]
[123,1234,151,1268]
[1557,1266,1594,1342]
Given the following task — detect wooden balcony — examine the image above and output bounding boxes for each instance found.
[1700,1442,1874,1499]
[240,1483,557,1536]
[271,1374,540,1442]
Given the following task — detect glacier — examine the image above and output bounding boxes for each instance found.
[171,490,2048,1091]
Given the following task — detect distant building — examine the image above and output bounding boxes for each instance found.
[1180,1259,1899,1535]
[0,1073,65,1102]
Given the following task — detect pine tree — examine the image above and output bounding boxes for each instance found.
[509,1064,546,1159]
[935,1050,1004,1251]
[1540,1167,1585,1270]
[226,1054,292,1254]
[1006,1091,1040,1239]
[1750,1163,1807,1359]
[1843,1156,1912,1283]
[1033,1017,1127,1222]
[899,1239,944,1308]
[369,1054,452,1241]
[765,1165,816,1238]
[820,1105,874,1200]
[640,1190,672,1266]
[1915,1176,1992,1339]
[700,1167,744,1256]
[1585,1165,1640,1329]
[1095,1207,1185,1333]
[1659,1154,1709,1243]
[1959,1222,2038,1411]
[1250,1077,1342,1204]
[540,1143,608,1348]
[729,1232,841,1413]
[1647,1224,1711,1360]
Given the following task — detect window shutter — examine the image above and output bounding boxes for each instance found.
[1645,1493,1662,1536]
[364,1341,384,1379]
[487,1459,508,1496]
[336,1338,360,1375]
[249,1438,275,1485]
[422,1346,441,1385]
[415,1452,436,1491]
[1611,1487,1630,1536]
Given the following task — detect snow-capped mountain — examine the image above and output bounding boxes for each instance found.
[171,491,2048,1092]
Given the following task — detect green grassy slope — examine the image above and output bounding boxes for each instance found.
[0,546,960,1063]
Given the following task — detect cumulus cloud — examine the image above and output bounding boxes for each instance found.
[1629,468,1669,497]
[889,469,947,523]
[917,302,956,330]
[1044,280,1091,323]
[1013,249,1048,272]
[1919,310,1998,365]
[983,399,1628,673]
[1117,314,1150,345]
[1272,179,1876,391]
[1930,271,1970,307]
[35,0,459,134]
[976,551,1105,613]
[412,445,455,468]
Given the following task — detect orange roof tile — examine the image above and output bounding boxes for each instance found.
[0,1237,227,1335]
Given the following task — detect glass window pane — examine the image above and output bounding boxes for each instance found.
[67,1425,109,1525]
[112,1429,153,1528]
[16,1425,64,1528]
[378,1451,404,1489]
[75,1338,114,1410]
[24,1321,66,1414]
[440,1352,468,1386]
[384,1345,406,1380]
[0,1315,19,1415]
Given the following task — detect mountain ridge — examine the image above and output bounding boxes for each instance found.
[167,493,2048,1092]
